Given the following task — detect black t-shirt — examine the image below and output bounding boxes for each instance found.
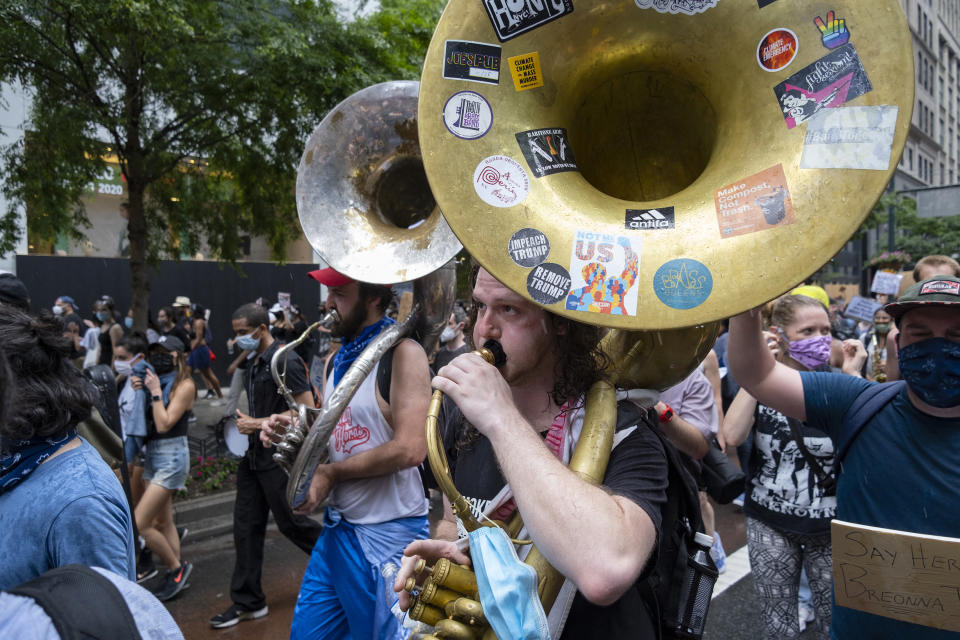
[436,397,668,638]
[244,340,311,469]
[432,344,470,371]
[163,326,191,350]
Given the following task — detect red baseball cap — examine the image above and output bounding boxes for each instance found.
[307,267,354,287]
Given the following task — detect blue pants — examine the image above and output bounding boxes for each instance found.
[290,511,428,640]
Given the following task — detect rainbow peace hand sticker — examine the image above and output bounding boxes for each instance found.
[814,11,850,50]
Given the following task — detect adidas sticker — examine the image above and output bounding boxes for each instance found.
[626,207,675,230]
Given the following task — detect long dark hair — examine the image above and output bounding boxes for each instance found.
[0,308,95,442]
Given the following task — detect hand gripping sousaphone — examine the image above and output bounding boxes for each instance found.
[418,0,913,329]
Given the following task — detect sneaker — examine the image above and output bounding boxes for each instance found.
[210,604,269,629]
[136,561,158,584]
[177,526,189,544]
[210,399,226,407]
[188,412,197,423]
[153,561,193,602]
[732,493,745,508]
[204,390,218,399]
[709,531,727,574]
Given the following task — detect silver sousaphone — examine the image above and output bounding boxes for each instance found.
[274,81,461,510]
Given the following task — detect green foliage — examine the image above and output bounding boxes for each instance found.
[0,0,443,320]
[864,191,960,260]
[178,455,239,498]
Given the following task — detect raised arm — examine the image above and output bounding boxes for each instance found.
[727,309,806,421]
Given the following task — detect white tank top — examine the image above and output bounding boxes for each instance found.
[325,360,428,524]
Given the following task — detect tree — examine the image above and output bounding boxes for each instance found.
[0,0,442,328]
[862,192,960,261]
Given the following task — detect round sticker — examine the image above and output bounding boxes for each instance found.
[442,91,493,140]
[653,259,713,310]
[473,155,530,208]
[508,228,550,267]
[526,263,572,305]
[757,28,798,72]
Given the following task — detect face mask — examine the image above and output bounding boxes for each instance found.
[236,329,261,351]
[114,359,134,377]
[148,352,176,375]
[898,338,960,408]
[440,326,457,343]
[468,526,550,640]
[786,334,832,370]
[96,311,111,322]
[124,317,133,329]
[874,323,891,334]
[52,305,64,316]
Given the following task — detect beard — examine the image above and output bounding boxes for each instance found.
[331,302,368,341]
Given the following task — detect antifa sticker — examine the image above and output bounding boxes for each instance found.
[626,207,675,231]
[714,164,795,238]
[473,155,530,208]
[515,128,577,177]
[653,259,713,310]
[527,263,572,305]
[482,0,573,42]
[442,91,494,140]
[443,40,502,85]
[508,228,551,267]
[757,28,798,72]
[635,0,718,15]
[507,52,545,92]
[566,232,641,317]
[773,43,872,129]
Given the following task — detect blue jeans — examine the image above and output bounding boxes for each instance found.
[290,511,428,640]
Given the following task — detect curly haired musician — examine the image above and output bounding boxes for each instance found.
[263,267,433,640]
[394,267,670,638]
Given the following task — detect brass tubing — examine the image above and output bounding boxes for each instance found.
[410,601,445,627]
[431,558,479,599]
[445,597,487,626]
[434,618,483,639]
[421,580,462,611]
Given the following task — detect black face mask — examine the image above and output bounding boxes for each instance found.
[149,352,176,374]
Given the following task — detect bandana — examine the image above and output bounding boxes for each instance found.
[331,316,395,388]
[0,429,77,494]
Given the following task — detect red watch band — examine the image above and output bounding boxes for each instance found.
[659,404,674,423]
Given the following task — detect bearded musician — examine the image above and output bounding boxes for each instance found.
[394,267,671,638]
[262,267,433,640]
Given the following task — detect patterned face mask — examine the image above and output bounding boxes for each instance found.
[898,338,960,408]
[785,334,832,370]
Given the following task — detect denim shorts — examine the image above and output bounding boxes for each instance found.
[143,436,190,491]
[123,435,145,465]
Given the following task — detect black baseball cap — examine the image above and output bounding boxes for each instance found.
[154,334,186,353]
[885,275,960,321]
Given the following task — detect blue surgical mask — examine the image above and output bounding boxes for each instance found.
[96,311,111,322]
[124,317,133,329]
[898,338,960,408]
[468,526,550,640]
[236,329,261,351]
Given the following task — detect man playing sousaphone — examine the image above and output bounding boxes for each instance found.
[394,267,670,637]
[262,267,433,639]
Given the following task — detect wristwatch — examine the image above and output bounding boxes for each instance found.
[151,395,162,403]
[659,404,674,423]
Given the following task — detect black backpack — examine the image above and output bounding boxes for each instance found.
[617,402,712,640]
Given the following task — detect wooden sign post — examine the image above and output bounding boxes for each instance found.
[832,520,960,632]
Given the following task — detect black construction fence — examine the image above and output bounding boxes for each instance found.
[17,254,322,384]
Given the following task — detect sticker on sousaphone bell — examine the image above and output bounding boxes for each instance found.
[635,0,718,15]
[565,232,641,317]
[443,91,493,140]
[527,263,572,305]
[443,40,502,85]
[473,155,530,208]
[508,228,551,267]
[653,259,713,310]
[757,28,798,72]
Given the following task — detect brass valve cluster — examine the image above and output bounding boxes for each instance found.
[403,557,494,639]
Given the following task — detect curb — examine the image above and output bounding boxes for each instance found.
[174,490,239,543]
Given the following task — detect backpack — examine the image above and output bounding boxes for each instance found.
[616,402,712,640]
[836,381,906,463]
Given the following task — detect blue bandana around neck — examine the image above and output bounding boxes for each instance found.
[331,316,395,387]
[0,429,78,494]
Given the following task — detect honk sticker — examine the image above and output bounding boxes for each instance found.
[714,164,795,238]
[507,52,544,92]
[565,231,641,316]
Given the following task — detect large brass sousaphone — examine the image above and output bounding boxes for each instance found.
[405,0,914,637]
[276,81,462,509]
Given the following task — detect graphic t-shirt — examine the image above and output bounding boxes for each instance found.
[801,371,960,640]
[0,439,136,589]
[743,403,837,535]
[437,398,668,639]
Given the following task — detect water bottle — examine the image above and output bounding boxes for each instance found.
[672,532,719,639]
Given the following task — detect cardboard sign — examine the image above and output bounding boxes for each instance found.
[871,271,904,296]
[832,520,960,632]
[844,295,883,322]
[278,292,291,309]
